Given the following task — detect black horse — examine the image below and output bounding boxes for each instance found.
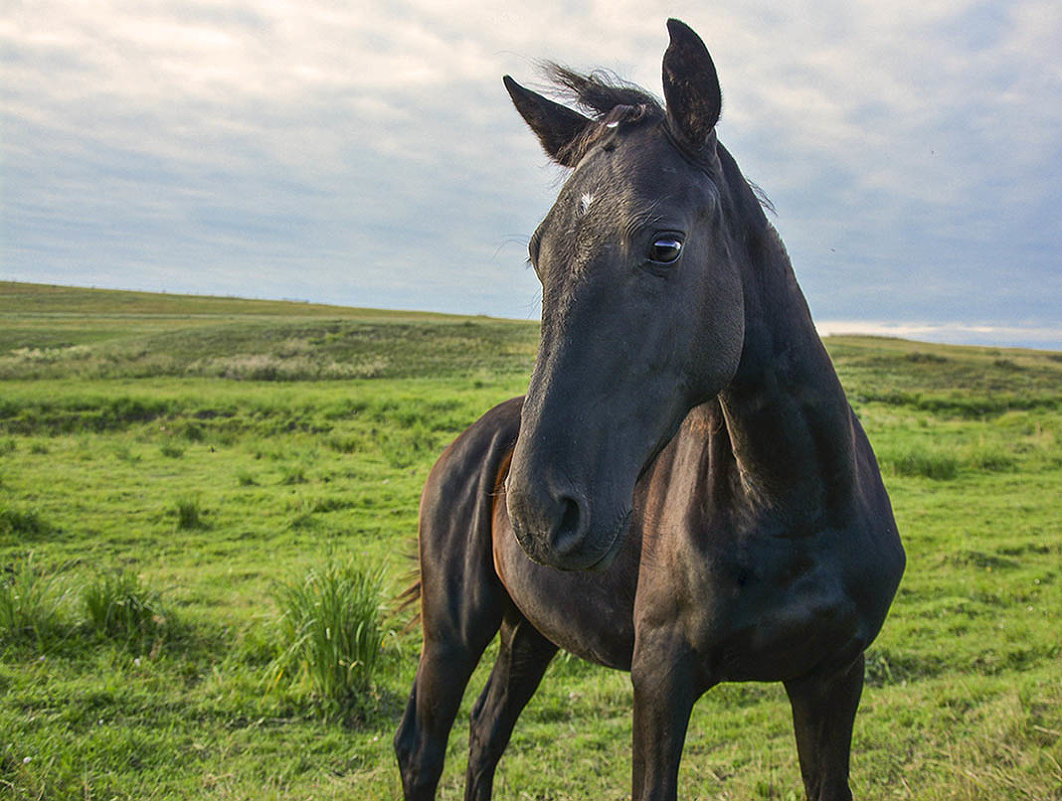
[395,19,905,801]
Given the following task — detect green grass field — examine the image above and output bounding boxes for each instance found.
[1,281,1060,800]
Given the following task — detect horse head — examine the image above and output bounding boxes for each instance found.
[504,20,747,570]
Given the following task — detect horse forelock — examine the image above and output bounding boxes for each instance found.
[545,63,664,117]
[559,104,660,165]
[542,64,665,165]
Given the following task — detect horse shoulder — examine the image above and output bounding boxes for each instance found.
[421,396,523,510]
[627,407,903,683]
[710,419,903,680]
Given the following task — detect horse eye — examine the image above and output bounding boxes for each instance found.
[648,237,683,264]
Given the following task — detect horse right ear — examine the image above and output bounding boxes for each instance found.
[504,76,594,168]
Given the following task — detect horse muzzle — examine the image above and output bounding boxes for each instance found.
[504,470,628,572]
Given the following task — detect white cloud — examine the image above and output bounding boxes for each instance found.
[1,1,1060,336]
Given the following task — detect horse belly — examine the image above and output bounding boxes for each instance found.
[492,511,637,670]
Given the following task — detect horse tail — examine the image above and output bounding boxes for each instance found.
[391,548,422,633]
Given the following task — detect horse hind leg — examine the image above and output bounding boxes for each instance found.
[465,609,558,801]
[394,630,498,800]
[394,400,523,799]
[393,516,507,798]
[783,653,865,801]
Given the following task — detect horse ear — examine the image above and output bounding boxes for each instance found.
[661,19,722,153]
[504,75,594,168]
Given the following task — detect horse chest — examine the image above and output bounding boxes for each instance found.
[492,512,639,670]
[494,505,865,682]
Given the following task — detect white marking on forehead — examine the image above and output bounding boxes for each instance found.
[578,192,595,217]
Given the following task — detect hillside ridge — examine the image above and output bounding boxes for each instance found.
[0,280,485,321]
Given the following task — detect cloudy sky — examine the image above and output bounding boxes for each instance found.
[3,1,1061,348]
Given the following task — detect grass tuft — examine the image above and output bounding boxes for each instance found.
[81,570,168,649]
[173,496,206,530]
[0,557,66,648]
[159,440,185,458]
[964,443,1017,472]
[0,504,54,539]
[879,445,959,480]
[279,464,308,485]
[270,558,386,718]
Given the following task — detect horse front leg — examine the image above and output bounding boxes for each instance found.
[630,635,701,801]
[783,653,865,801]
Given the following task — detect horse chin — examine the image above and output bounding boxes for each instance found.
[591,508,634,570]
[539,509,630,573]
[580,520,627,572]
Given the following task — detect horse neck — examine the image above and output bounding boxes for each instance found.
[715,210,857,520]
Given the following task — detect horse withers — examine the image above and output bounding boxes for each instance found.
[395,19,905,801]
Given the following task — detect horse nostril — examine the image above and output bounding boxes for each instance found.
[550,495,587,557]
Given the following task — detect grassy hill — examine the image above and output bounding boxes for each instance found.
[0,281,538,381]
[1,282,1060,799]
[0,280,402,316]
[5,280,1061,399]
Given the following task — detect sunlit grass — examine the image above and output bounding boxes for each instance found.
[0,287,1059,798]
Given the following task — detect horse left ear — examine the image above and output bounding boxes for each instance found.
[662,19,722,154]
